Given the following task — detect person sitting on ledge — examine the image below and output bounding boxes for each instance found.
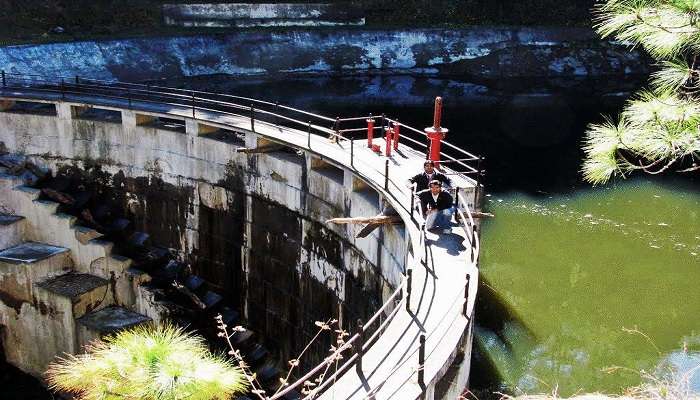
[408,160,451,192]
[418,179,454,231]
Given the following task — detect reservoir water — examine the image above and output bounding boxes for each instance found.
[170,74,699,397]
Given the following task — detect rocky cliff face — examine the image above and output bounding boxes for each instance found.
[0,27,647,81]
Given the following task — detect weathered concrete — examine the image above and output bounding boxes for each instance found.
[0,242,75,375]
[162,3,365,28]
[0,90,480,398]
[77,306,152,346]
[0,213,25,251]
[0,28,646,81]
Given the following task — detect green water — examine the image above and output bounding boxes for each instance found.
[478,179,700,396]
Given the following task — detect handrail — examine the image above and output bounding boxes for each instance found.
[0,72,482,399]
[269,281,406,400]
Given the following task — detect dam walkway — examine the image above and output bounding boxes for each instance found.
[0,74,481,400]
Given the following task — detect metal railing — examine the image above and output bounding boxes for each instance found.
[0,71,482,399]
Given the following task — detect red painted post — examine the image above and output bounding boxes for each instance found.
[424,97,449,167]
[384,126,392,157]
[392,121,400,151]
[366,116,375,148]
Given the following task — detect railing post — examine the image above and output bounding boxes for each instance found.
[250,104,255,132]
[274,102,279,127]
[191,90,196,118]
[1,70,5,88]
[356,319,364,374]
[405,269,412,312]
[470,224,477,262]
[331,117,340,143]
[366,115,374,148]
[384,126,392,157]
[424,231,428,262]
[454,187,460,208]
[384,159,389,190]
[410,185,415,220]
[418,334,426,388]
[393,120,400,151]
[307,121,311,149]
[350,139,354,168]
[462,273,471,317]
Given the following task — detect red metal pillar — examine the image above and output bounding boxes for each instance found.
[385,126,393,157]
[424,97,448,166]
[392,121,400,151]
[367,117,375,148]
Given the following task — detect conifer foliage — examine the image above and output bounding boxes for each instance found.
[46,324,247,400]
[583,0,700,184]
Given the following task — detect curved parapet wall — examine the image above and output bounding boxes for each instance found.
[0,79,480,399]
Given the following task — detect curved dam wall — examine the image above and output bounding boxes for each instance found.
[0,101,406,370]
[0,27,646,81]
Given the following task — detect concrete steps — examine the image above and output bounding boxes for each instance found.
[0,241,75,376]
[77,306,152,347]
[36,272,112,319]
[0,213,25,250]
[0,242,73,307]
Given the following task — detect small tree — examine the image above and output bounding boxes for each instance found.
[46,324,247,400]
[583,0,700,184]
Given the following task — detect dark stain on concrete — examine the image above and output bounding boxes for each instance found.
[303,222,342,267]
[0,290,26,315]
[36,300,57,317]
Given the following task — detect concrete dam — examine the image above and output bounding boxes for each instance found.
[0,75,481,399]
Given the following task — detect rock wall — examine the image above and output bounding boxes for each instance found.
[0,27,646,81]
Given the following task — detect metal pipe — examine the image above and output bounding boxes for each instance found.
[384,159,389,190]
[250,104,255,132]
[350,139,354,167]
[406,269,413,312]
[393,121,400,151]
[356,319,364,374]
[191,91,196,118]
[418,334,426,388]
[433,97,442,129]
[307,121,311,148]
[384,127,392,157]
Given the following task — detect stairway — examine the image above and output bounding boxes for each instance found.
[0,156,294,398]
[0,163,154,378]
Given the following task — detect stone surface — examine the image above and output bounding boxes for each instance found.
[0,213,22,226]
[77,306,151,333]
[0,213,24,250]
[74,225,103,245]
[0,242,68,264]
[0,28,646,81]
[37,273,108,300]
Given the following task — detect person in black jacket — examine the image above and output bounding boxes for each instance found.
[408,161,451,192]
[417,179,454,231]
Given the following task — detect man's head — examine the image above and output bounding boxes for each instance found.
[429,179,442,195]
[423,161,435,174]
